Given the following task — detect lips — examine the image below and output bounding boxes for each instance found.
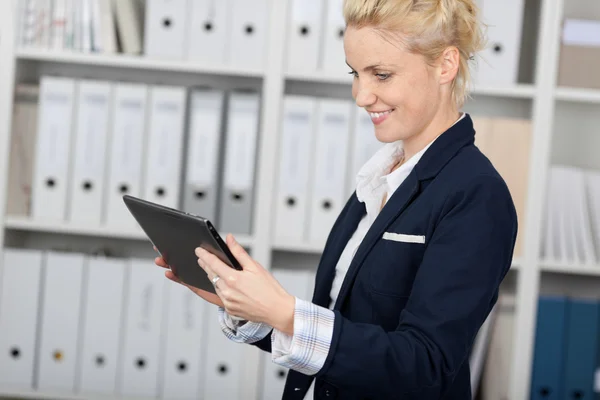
[368,109,395,125]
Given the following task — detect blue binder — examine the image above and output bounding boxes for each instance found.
[530,296,568,400]
[561,298,600,399]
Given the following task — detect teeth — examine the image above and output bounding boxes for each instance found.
[369,110,393,119]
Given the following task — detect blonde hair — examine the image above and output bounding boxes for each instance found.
[344,0,486,108]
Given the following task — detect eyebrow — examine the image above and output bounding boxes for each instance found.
[345,60,386,71]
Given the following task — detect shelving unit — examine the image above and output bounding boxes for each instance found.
[0,0,599,399]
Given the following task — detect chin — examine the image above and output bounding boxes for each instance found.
[374,126,405,143]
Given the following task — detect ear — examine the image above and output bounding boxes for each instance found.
[439,46,460,85]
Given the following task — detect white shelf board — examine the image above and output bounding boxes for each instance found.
[15,48,264,78]
[285,71,536,98]
[555,87,600,104]
[540,260,600,277]
[0,388,149,400]
[272,239,324,254]
[3,215,254,247]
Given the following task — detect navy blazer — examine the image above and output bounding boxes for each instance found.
[253,114,518,399]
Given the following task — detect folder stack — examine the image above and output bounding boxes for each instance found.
[541,166,600,266]
[0,247,288,398]
[273,95,383,247]
[530,295,600,400]
[12,76,263,236]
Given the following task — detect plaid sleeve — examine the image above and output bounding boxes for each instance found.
[218,307,273,344]
[270,297,335,376]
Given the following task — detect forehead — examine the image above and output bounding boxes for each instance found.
[343,25,410,67]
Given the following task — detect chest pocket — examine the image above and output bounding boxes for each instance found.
[368,236,427,297]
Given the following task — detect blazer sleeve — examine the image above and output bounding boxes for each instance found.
[315,174,518,399]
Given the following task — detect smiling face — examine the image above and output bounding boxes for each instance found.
[344,25,459,158]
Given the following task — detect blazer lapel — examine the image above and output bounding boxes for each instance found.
[332,171,421,310]
[312,194,366,308]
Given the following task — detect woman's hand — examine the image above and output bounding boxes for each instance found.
[196,234,296,334]
[154,248,225,308]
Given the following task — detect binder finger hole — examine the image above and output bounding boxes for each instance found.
[46,178,56,188]
[245,24,254,35]
[277,369,286,379]
[156,187,166,197]
[493,43,503,53]
[195,191,205,199]
[135,357,146,369]
[322,200,333,210]
[218,363,228,375]
[232,193,243,201]
[572,390,584,399]
[539,387,550,396]
[338,28,345,38]
[300,25,310,36]
[204,21,213,31]
[53,350,63,362]
[163,18,172,28]
[83,181,93,191]
[177,361,187,372]
[119,184,129,194]
[10,347,20,359]
[95,355,105,366]
[286,197,296,207]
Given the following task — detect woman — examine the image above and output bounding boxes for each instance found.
[156,0,518,398]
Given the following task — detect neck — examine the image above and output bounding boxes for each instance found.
[402,106,460,162]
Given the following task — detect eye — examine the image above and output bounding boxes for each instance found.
[348,70,358,78]
[375,73,390,81]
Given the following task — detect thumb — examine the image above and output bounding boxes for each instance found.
[227,234,258,269]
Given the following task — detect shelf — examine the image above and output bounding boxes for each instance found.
[555,87,600,104]
[15,48,264,78]
[272,239,324,254]
[285,70,536,98]
[540,260,600,277]
[3,215,255,247]
[0,388,149,400]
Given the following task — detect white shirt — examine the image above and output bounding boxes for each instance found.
[328,113,466,308]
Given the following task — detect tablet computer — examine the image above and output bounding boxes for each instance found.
[122,195,242,294]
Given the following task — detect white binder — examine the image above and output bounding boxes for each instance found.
[31,76,76,221]
[473,0,524,85]
[160,280,208,399]
[144,0,189,59]
[182,89,225,222]
[76,257,126,396]
[273,95,317,244]
[118,258,167,398]
[348,106,382,195]
[286,0,324,72]
[219,91,260,235]
[104,83,148,228]
[36,251,86,392]
[0,249,43,390]
[186,0,230,65]
[142,85,187,208]
[321,0,346,72]
[67,80,112,225]
[228,0,269,70]
[202,309,244,400]
[261,269,314,400]
[309,99,352,244]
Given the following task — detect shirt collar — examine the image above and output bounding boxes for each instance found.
[356,112,466,206]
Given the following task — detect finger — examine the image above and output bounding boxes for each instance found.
[226,234,255,268]
[155,257,168,268]
[197,247,237,280]
[165,270,183,284]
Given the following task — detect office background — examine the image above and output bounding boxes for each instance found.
[0,0,599,399]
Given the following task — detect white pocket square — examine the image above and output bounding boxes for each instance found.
[382,232,426,244]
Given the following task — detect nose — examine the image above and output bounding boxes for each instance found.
[353,81,377,109]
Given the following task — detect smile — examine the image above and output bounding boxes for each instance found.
[368,109,395,125]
